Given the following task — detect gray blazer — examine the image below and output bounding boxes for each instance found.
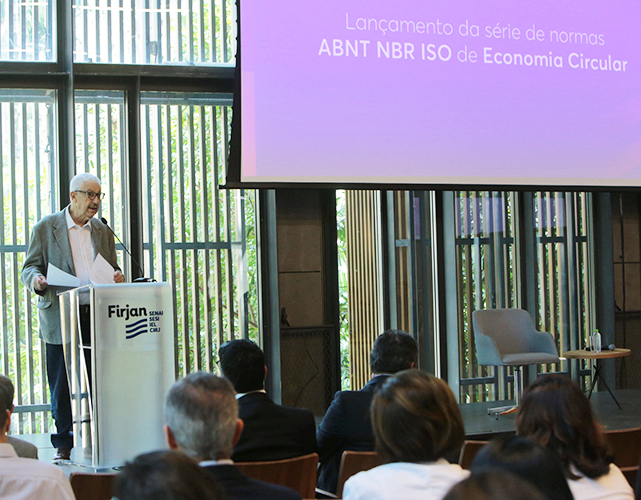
[7,436,38,459]
[20,208,120,345]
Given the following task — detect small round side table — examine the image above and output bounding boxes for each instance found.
[563,348,631,409]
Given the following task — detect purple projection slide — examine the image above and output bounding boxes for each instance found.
[240,0,641,186]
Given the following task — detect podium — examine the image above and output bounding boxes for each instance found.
[59,282,175,469]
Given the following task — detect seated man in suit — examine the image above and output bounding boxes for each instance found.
[0,375,38,459]
[164,372,302,500]
[316,330,418,496]
[114,450,226,500]
[218,339,316,462]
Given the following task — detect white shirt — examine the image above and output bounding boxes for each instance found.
[199,458,234,467]
[343,459,469,500]
[66,207,95,286]
[567,463,634,500]
[235,389,266,399]
[0,443,76,500]
[66,208,95,304]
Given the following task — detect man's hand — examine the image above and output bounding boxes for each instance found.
[33,275,48,292]
[114,270,125,283]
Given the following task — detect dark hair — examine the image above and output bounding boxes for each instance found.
[371,369,464,463]
[471,436,573,500]
[218,339,265,393]
[0,375,14,409]
[369,330,418,374]
[516,374,612,479]
[0,385,8,429]
[443,471,547,500]
[114,450,226,500]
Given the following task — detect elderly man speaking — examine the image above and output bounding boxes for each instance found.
[21,173,124,462]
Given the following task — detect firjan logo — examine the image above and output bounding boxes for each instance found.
[125,318,148,339]
[107,304,163,339]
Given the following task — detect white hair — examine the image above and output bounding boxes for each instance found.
[70,173,101,192]
[165,372,238,460]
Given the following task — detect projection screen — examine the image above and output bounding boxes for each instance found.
[238,0,641,187]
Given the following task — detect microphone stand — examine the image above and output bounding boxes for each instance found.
[100,217,153,282]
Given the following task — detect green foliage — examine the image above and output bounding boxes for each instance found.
[0,96,54,434]
[336,191,350,390]
[1,90,258,432]
[142,97,257,376]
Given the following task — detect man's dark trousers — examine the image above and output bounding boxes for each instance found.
[46,305,91,449]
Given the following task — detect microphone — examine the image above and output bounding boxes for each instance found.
[100,217,151,282]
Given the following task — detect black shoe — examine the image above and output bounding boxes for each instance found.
[52,446,72,462]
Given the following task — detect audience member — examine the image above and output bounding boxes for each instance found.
[218,339,316,461]
[114,450,226,500]
[164,372,301,500]
[342,369,468,500]
[0,385,75,500]
[517,374,633,500]
[0,375,38,459]
[316,330,418,495]
[470,435,573,500]
[443,471,547,500]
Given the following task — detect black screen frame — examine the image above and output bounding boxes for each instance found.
[225,0,640,194]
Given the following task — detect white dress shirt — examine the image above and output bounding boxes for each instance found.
[0,443,76,500]
[343,459,469,500]
[66,208,95,304]
[199,458,235,467]
[567,463,634,500]
[235,389,266,399]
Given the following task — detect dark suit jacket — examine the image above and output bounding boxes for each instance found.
[203,464,301,500]
[316,375,390,494]
[232,392,316,462]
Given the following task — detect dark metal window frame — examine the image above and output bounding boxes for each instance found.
[0,0,240,427]
[386,190,597,403]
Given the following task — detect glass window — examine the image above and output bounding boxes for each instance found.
[74,90,128,271]
[533,191,593,385]
[455,191,518,403]
[0,0,56,61]
[140,92,256,376]
[73,0,235,64]
[0,89,57,434]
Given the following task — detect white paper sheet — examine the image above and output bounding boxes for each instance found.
[46,263,80,288]
[89,253,116,284]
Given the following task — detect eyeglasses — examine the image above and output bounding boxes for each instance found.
[75,190,105,201]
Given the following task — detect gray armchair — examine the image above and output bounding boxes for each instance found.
[472,308,559,417]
